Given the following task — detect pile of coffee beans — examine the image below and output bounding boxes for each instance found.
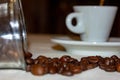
[24,52,120,76]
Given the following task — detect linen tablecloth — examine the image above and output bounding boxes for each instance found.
[0,34,120,80]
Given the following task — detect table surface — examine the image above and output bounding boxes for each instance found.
[0,34,120,80]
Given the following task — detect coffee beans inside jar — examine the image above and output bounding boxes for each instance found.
[24,52,120,76]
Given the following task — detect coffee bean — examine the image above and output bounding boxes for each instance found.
[61,70,73,76]
[24,52,32,58]
[36,55,49,64]
[80,58,89,65]
[52,57,59,61]
[59,55,71,62]
[34,59,39,64]
[79,59,89,71]
[48,66,57,74]
[116,64,120,72]
[87,64,98,70]
[70,65,82,74]
[31,64,46,75]
[99,64,106,70]
[26,58,34,65]
[115,59,120,65]
[37,55,47,60]
[104,66,116,72]
[88,56,99,64]
[104,57,115,66]
[80,57,88,61]
[70,58,79,65]
[111,55,119,61]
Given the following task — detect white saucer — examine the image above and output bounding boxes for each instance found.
[51,36,120,56]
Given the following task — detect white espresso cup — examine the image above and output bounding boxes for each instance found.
[66,6,118,42]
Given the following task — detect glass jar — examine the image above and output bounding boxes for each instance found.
[0,0,27,70]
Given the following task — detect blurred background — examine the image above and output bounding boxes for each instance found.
[21,0,120,37]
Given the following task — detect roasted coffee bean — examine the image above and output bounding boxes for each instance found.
[31,64,46,75]
[51,57,59,62]
[80,57,88,61]
[109,58,115,65]
[58,62,69,73]
[37,55,48,60]
[48,66,57,74]
[52,61,60,68]
[79,59,89,71]
[111,55,119,61]
[99,63,116,72]
[47,58,52,62]
[104,66,116,72]
[70,58,79,65]
[51,58,60,65]
[37,55,49,63]
[80,57,89,64]
[115,59,120,65]
[59,55,71,62]
[116,64,120,72]
[26,58,34,65]
[99,64,107,70]
[61,70,73,76]
[104,57,115,66]
[104,57,110,65]
[88,56,99,64]
[37,55,47,60]
[34,59,39,64]
[37,56,48,63]
[70,65,82,74]
[87,64,98,70]
[96,56,103,60]
[79,60,89,65]
[24,52,32,58]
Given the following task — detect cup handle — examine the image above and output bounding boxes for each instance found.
[65,12,84,34]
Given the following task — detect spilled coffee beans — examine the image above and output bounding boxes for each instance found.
[24,52,120,76]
